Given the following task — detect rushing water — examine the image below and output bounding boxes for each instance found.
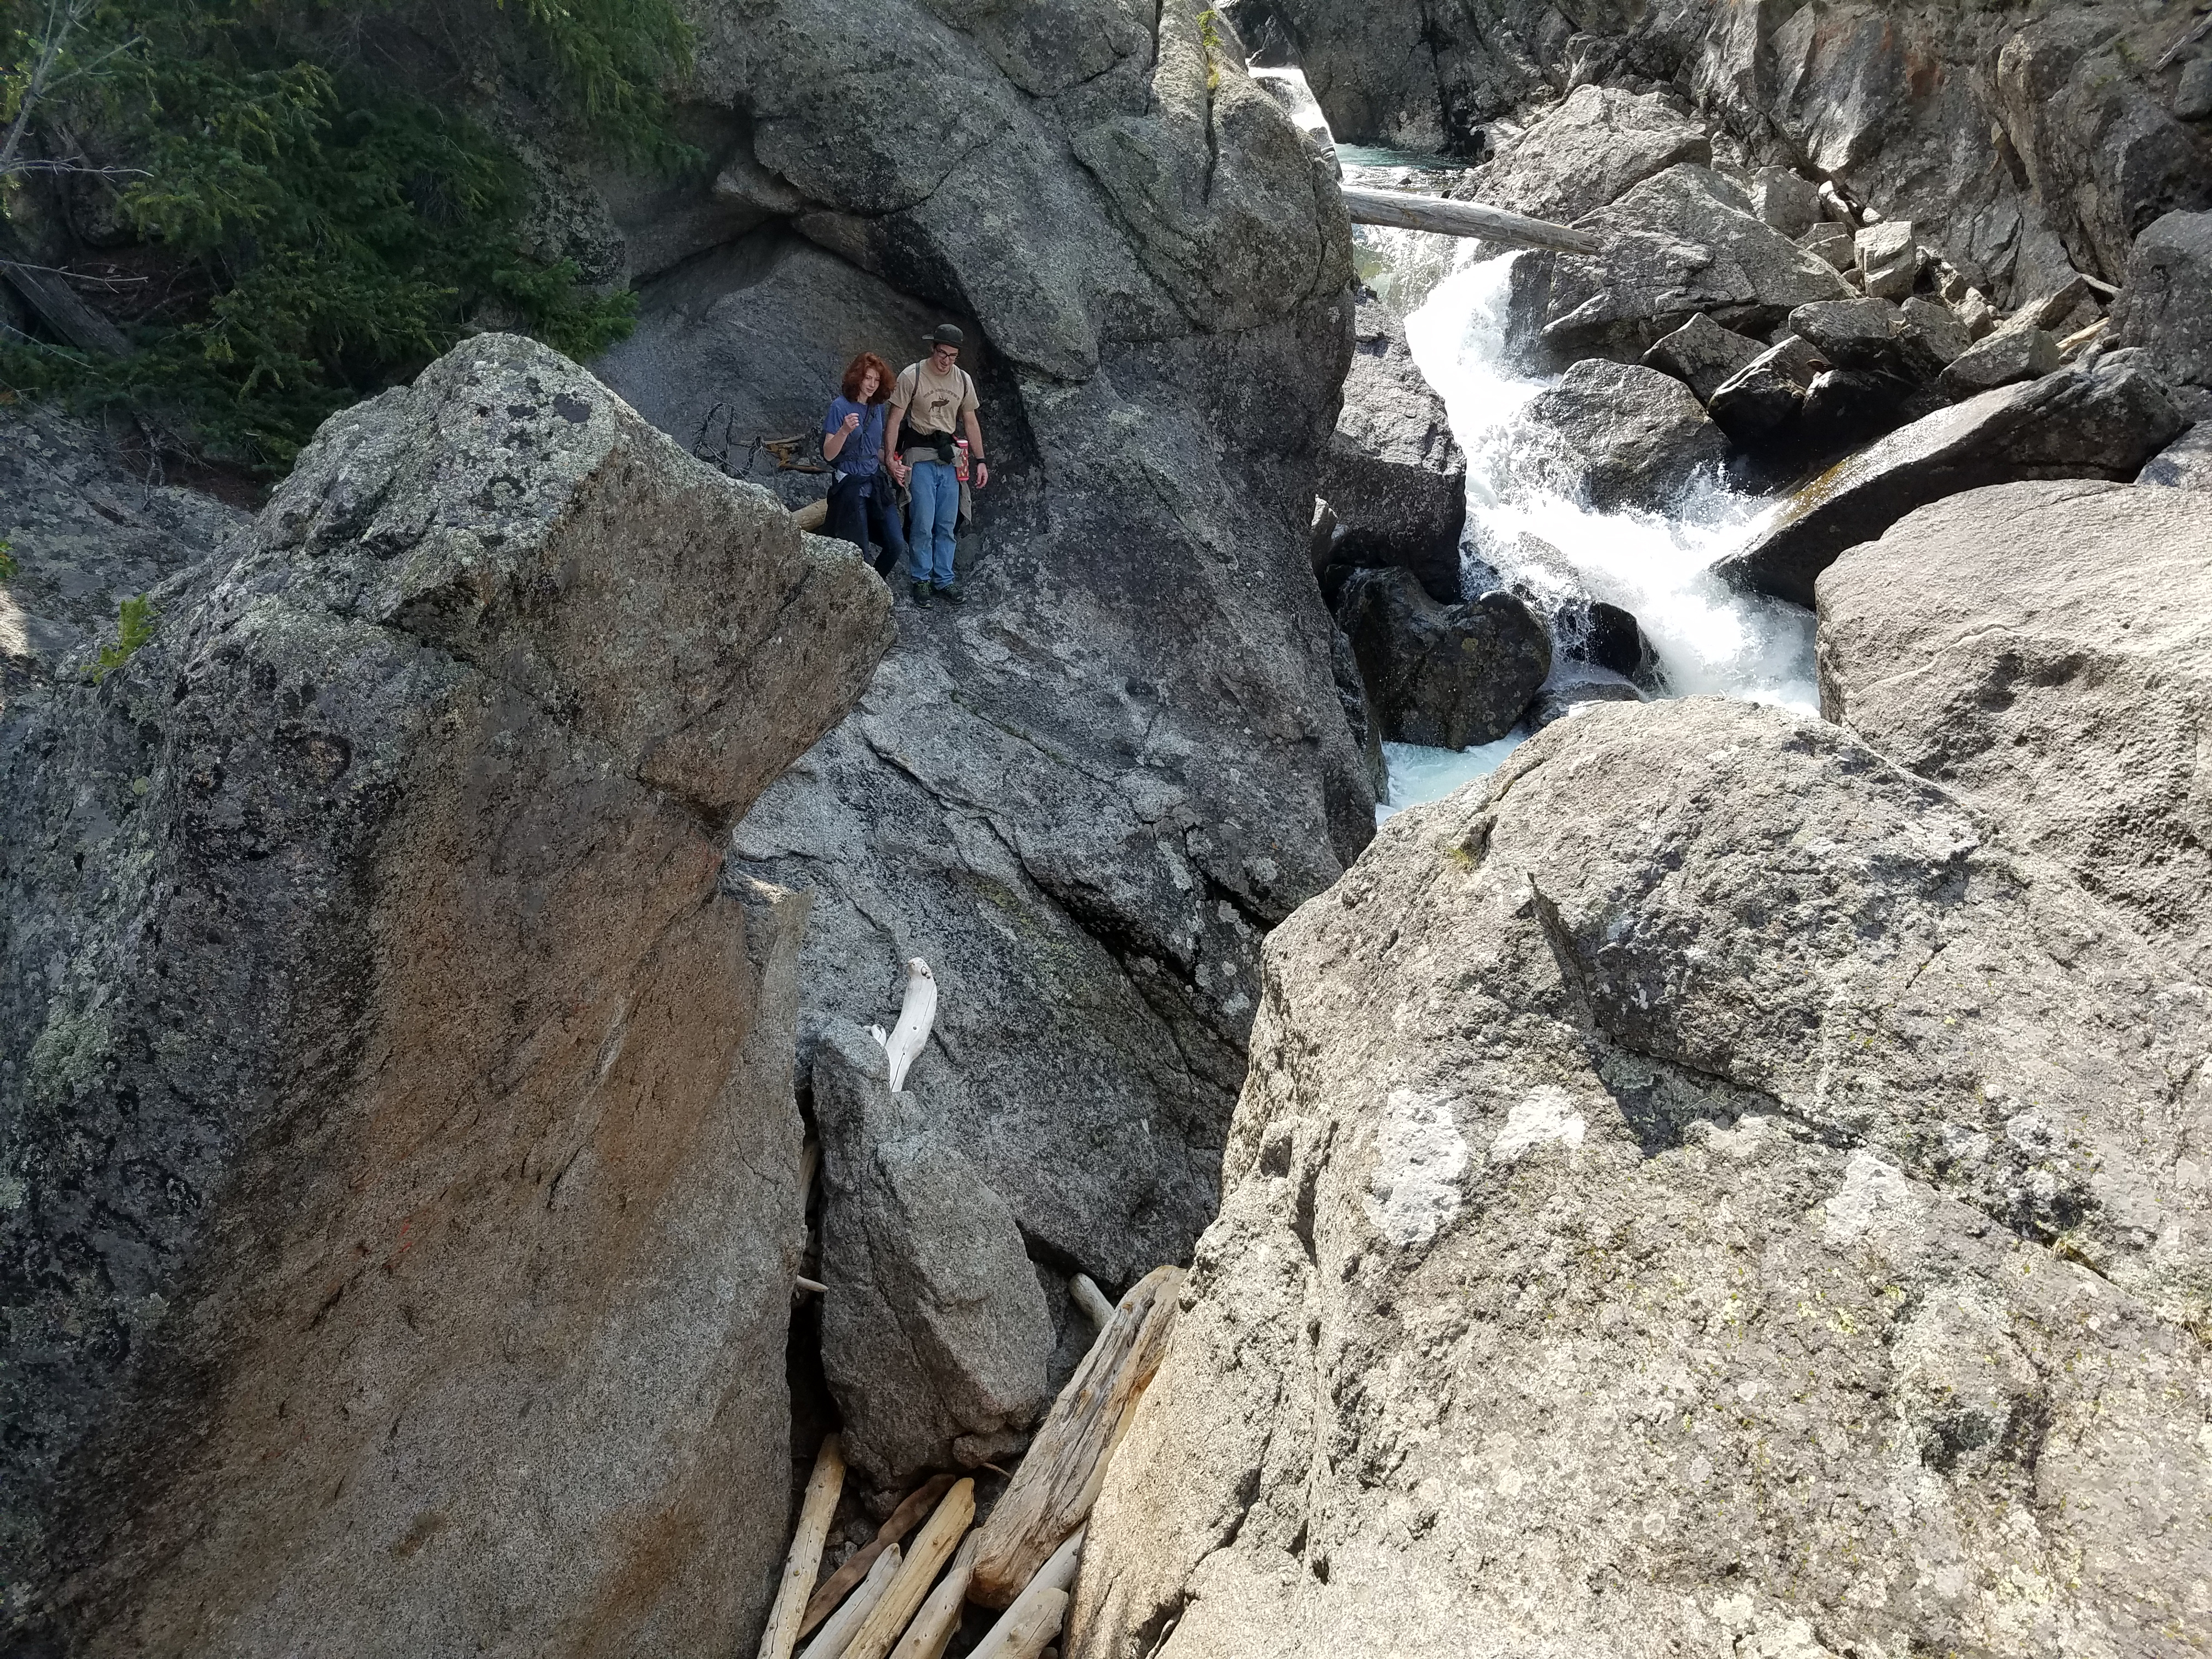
[1357,217,1821,819]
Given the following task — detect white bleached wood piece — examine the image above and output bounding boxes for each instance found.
[968,1531,1084,1659]
[870,958,936,1092]
[1339,186,1601,255]
[887,1533,979,1659]
[798,1543,901,1659]
[969,1268,1182,1605]
[839,1480,975,1659]
[757,1435,848,1659]
[1068,1273,1115,1333]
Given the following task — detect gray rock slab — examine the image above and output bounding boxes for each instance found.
[1319,300,1468,601]
[813,1021,1054,1492]
[1515,358,1730,511]
[1797,219,1854,269]
[1855,217,1919,300]
[1938,324,2063,399]
[1788,296,1909,373]
[0,336,892,1655]
[1818,478,2212,972]
[1639,312,1763,403]
[1075,695,2212,1659]
[1334,567,1548,749]
[1533,163,1853,363]
[2139,419,2212,488]
[1453,83,1709,224]
[1706,335,1825,440]
[2115,208,2212,388]
[1719,358,2183,606]
[2177,58,2212,122]
[1751,166,1822,237]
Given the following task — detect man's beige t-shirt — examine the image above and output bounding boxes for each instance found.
[892,358,978,436]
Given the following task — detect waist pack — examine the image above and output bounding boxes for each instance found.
[901,425,957,464]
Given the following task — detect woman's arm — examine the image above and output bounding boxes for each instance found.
[822,404,861,461]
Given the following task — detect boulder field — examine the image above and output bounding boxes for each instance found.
[1074,487,2212,1658]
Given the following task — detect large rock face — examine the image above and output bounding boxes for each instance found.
[1818,479,2212,974]
[1231,0,2212,307]
[0,336,893,1655]
[574,0,1372,1300]
[1451,83,1710,224]
[1719,356,2183,606]
[1071,697,2212,1659]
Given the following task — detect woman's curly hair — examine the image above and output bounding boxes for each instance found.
[841,352,895,404]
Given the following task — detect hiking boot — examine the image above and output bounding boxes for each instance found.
[936,581,966,604]
[910,580,932,608]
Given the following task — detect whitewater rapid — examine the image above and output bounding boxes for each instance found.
[1362,221,1820,816]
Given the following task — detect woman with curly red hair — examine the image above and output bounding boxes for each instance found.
[821,351,907,579]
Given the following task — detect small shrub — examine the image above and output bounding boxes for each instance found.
[90,589,153,680]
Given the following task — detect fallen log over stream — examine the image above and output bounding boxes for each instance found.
[1339,185,1603,256]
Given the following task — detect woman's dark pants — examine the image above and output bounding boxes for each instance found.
[826,472,908,579]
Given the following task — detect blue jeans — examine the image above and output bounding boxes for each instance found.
[906,460,959,587]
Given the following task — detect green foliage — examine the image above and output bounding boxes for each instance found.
[1198,7,1222,93]
[90,589,153,680]
[0,0,685,466]
[0,537,15,582]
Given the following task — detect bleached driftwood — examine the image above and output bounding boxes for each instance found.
[757,1435,848,1659]
[800,1474,958,1635]
[867,957,938,1092]
[798,1542,901,1659]
[974,1590,1067,1659]
[1338,186,1602,256]
[1068,1273,1115,1334]
[887,1533,980,1659]
[794,1276,828,1296]
[969,1268,1183,1605]
[969,1530,1084,1659]
[839,1479,975,1659]
[794,498,830,532]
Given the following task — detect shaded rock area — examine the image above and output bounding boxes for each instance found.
[1334,567,1549,749]
[0,408,245,701]
[1639,311,1760,403]
[584,0,1376,1312]
[1074,696,2212,1659]
[1516,357,1729,512]
[1819,480,2212,974]
[0,336,893,1655]
[812,1021,1054,1492]
[1719,356,2183,606]
[1316,300,1467,602]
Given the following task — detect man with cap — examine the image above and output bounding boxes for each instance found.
[885,323,990,606]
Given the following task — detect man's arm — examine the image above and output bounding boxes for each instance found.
[884,403,907,482]
[962,405,989,489]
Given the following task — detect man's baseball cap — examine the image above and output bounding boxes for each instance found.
[925,324,966,348]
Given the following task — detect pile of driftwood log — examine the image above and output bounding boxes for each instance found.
[755,1265,1183,1659]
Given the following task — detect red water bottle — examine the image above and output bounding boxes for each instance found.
[953,439,971,483]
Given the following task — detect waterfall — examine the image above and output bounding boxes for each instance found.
[1353,189,1821,817]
